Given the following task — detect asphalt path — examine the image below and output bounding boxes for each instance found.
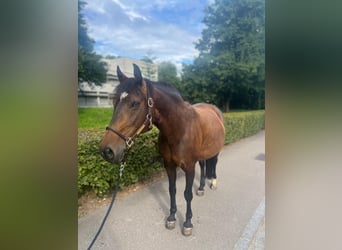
[78,130,265,250]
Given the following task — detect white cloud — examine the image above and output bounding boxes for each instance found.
[83,0,206,68]
[83,0,106,14]
[111,0,149,21]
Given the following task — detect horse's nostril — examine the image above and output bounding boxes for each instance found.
[105,147,114,158]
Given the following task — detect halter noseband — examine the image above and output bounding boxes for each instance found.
[106,81,154,149]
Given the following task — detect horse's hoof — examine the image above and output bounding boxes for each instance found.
[165,220,176,230]
[196,189,204,196]
[182,226,193,236]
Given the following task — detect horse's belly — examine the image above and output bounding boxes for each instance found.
[195,135,225,160]
[193,104,225,159]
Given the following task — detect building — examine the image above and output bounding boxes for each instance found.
[78,57,158,107]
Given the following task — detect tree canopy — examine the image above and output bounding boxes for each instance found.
[158,61,181,89]
[78,1,107,85]
[181,0,265,111]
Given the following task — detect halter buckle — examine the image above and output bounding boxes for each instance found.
[126,137,134,148]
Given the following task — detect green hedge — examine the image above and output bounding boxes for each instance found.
[224,110,265,144]
[78,110,264,196]
[78,127,162,196]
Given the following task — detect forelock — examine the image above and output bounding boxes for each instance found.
[113,78,145,103]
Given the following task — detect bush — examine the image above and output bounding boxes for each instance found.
[78,129,116,196]
[78,110,265,196]
[78,127,162,196]
[224,110,265,144]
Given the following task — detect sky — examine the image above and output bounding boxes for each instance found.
[82,0,214,72]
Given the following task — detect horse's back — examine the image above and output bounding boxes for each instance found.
[192,103,225,159]
[193,103,224,123]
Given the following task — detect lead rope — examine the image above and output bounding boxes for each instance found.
[89,82,153,249]
[87,150,129,250]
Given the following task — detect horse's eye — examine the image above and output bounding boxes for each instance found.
[129,101,140,109]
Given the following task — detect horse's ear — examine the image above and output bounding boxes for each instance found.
[117,66,127,82]
[133,63,143,85]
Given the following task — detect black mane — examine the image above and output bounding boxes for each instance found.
[146,79,183,102]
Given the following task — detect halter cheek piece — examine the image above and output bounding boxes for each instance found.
[106,82,154,149]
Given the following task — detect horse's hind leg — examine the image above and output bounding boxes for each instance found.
[206,154,218,190]
[196,160,205,196]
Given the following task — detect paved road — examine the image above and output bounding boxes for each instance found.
[79,130,265,250]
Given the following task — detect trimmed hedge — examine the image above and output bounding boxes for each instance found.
[78,127,162,196]
[78,110,264,196]
[224,110,265,144]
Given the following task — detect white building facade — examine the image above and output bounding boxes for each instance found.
[78,57,158,107]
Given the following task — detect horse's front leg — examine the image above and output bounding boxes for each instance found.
[165,163,177,230]
[183,168,195,236]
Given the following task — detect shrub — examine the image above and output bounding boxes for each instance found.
[78,129,116,196]
[78,110,265,196]
[78,127,162,196]
[223,110,265,144]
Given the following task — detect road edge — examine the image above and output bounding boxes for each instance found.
[233,196,265,250]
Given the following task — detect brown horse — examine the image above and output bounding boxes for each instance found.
[99,64,225,236]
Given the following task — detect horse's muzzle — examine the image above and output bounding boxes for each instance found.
[99,144,125,163]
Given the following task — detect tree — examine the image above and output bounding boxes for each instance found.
[183,0,265,111]
[158,61,181,89]
[140,51,157,80]
[181,56,217,104]
[78,1,107,85]
[105,55,119,59]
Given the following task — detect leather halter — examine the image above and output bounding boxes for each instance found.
[106,81,154,149]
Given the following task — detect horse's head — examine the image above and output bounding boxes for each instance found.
[99,64,153,163]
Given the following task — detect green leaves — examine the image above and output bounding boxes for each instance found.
[78,130,116,196]
[224,110,265,144]
[78,127,162,196]
[78,48,108,85]
[158,61,181,89]
[181,0,265,111]
[78,1,107,85]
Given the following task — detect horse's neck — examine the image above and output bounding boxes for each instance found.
[152,88,194,137]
